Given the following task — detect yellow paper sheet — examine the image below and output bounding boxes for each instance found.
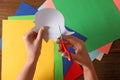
[2,20,54,80]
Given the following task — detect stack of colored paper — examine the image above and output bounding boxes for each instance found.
[2,0,120,80]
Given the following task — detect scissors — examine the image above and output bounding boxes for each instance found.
[58,26,72,61]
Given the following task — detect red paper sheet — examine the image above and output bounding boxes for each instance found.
[64,62,83,80]
[113,0,120,12]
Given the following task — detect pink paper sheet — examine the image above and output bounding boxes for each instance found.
[45,0,55,8]
[97,42,113,54]
[113,0,120,12]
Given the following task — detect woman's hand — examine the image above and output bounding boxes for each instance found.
[57,36,98,80]
[57,36,91,67]
[23,27,45,63]
[17,27,46,80]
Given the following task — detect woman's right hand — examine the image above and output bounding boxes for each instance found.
[57,36,92,68]
[57,36,98,80]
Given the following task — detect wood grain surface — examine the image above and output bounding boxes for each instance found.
[0,0,120,80]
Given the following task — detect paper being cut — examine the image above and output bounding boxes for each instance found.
[33,8,74,42]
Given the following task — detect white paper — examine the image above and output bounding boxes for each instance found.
[96,53,104,61]
[33,8,74,42]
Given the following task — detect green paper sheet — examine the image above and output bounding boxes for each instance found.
[8,15,63,80]
[54,43,63,80]
[53,0,120,52]
[8,15,34,20]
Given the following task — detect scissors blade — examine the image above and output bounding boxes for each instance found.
[58,26,72,61]
[58,25,63,40]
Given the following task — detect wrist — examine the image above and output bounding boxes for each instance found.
[26,55,39,65]
[82,62,94,71]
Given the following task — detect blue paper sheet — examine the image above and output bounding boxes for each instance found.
[15,2,37,15]
[89,50,100,61]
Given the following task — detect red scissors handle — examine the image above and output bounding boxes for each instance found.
[59,41,72,61]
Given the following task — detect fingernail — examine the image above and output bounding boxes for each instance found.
[41,27,45,31]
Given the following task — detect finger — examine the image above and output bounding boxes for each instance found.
[63,36,84,49]
[62,36,77,43]
[36,27,45,43]
[63,41,74,47]
[63,36,84,45]
[63,36,77,50]
[57,37,74,48]
[23,30,37,41]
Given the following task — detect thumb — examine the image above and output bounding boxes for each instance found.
[36,27,45,43]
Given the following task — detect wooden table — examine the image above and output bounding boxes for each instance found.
[0,0,120,80]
